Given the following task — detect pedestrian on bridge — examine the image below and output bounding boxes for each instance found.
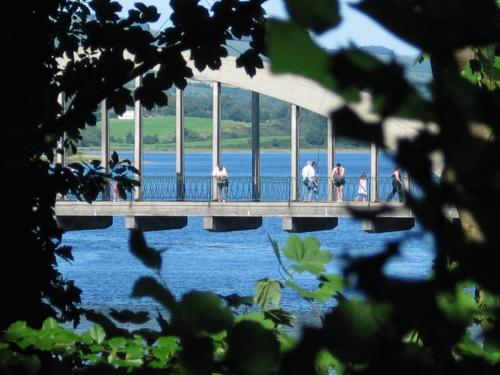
[356,172,368,202]
[387,166,403,202]
[301,160,316,201]
[212,164,229,202]
[332,163,346,202]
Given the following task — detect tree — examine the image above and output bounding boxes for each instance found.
[0,0,265,331]
[2,0,500,374]
[304,121,325,147]
[265,0,500,373]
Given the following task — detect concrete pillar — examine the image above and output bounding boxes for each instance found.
[57,216,113,231]
[101,99,110,173]
[403,172,411,200]
[134,75,143,200]
[212,82,221,201]
[176,88,185,200]
[252,91,260,200]
[125,216,187,231]
[370,143,379,202]
[283,217,338,232]
[56,93,66,165]
[291,105,299,201]
[203,217,262,232]
[327,117,335,201]
[362,218,415,233]
[101,99,110,200]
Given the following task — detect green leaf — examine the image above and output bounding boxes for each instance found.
[268,234,294,278]
[285,274,343,303]
[316,349,343,375]
[41,317,58,330]
[109,308,150,324]
[437,285,477,325]
[263,309,295,327]
[236,312,275,330]
[129,230,162,270]
[266,20,336,91]
[4,321,30,340]
[281,235,332,276]
[131,276,177,311]
[226,321,281,375]
[285,0,341,34]
[323,300,393,362]
[254,278,282,309]
[89,325,106,345]
[107,337,127,350]
[152,336,179,360]
[172,291,234,335]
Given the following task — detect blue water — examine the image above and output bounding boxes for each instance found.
[60,151,435,329]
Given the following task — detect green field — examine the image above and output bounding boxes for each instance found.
[83,115,367,151]
[96,115,249,141]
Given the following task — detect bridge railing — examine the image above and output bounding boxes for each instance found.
[59,176,419,202]
[141,176,417,202]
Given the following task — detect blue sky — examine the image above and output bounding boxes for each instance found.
[118,0,419,56]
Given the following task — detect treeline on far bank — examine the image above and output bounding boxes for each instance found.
[80,83,368,150]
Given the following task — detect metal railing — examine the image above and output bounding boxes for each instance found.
[142,176,416,202]
[60,176,419,202]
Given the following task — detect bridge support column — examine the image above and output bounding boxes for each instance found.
[56,92,66,166]
[176,88,185,200]
[283,217,338,233]
[212,82,221,201]
[134,75,144,200]
[370,143,379,202]
[403,172,411,200]
[101,99,110,199]
[125,216,187,231]
[291,104,299,201]
[57,216,113,231]
[327,117,335,201]
[203,216,262,232]
[362,217,415,233]
[252,91,260,200]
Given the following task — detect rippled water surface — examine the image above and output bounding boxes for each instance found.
[60,151,435,329]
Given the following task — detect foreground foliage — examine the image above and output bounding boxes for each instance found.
[1,0,500,374]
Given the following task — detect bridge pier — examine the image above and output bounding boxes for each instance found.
[125,216,187,231]
[176,88,185,200]
[283,217,338,233]
[203,216,262,232]
[134,75,144,200]
[57,216,113,231]
[291,104,299,201]
[362,217,415,233]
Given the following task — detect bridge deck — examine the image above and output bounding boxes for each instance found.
[55,200,433,218]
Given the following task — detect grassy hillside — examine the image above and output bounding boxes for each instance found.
[96,115,249,142]
[82,115,367,151]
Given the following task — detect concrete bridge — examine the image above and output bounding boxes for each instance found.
[55,54,448,233]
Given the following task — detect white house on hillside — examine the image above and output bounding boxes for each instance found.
[118,110,134,120]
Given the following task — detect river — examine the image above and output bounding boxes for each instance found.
[59,151,435,329]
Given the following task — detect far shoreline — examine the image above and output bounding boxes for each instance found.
[74,147,371,155]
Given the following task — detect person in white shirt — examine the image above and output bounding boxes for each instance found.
[356,172,368,202]
[212,164,228,201]
[301,160,316,201]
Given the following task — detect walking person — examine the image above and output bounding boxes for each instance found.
[387,166,403,202]
[109,150,120,201]
[311,161,320,201]
[356,172,368,202]
[212,164,229,201]
[331,163,346,202]
[301,160,315,201]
